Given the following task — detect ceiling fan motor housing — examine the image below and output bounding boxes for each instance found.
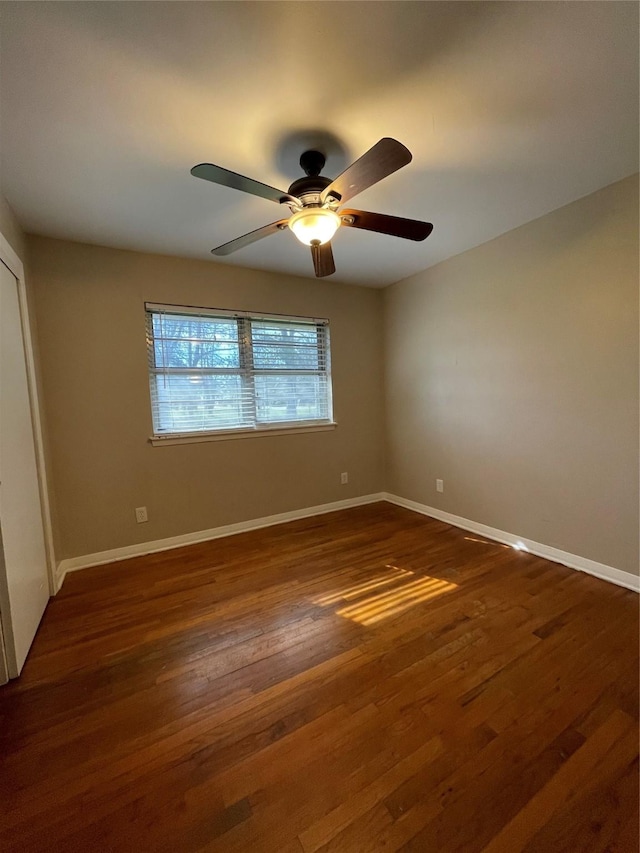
[288,150,333,207]
[288,174,332,205]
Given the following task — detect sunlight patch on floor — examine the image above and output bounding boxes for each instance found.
[464,536,529,552]
[313,566,413,606]
[313,567,457,626]
[464,536,510,549]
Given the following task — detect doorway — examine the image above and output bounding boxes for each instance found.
[0,245,53,679]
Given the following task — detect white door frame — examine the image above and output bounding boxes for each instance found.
[0,231,57,598]
[0,594,8,685]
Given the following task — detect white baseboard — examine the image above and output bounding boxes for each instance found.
[55,493,386,591]
[383,493,639,593]
[56,491,639,595]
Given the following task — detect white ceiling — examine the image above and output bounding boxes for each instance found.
[0,2,638,287]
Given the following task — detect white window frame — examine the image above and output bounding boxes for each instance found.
[146,303,335,445]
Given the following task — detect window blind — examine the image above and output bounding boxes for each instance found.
[146,303,332,436]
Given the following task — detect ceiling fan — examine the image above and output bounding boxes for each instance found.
[190,138,433,278]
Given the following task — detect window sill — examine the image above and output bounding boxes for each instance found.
[149,422,337,446]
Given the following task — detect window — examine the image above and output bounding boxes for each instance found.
[146,303,333,439]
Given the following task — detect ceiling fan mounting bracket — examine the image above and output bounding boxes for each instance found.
[300,150,326,177]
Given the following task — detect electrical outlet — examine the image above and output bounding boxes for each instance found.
[135,506,148,523]
[436,479,444,493]
[340,472,349,485]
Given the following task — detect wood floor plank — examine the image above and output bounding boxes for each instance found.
[481,709,638,852]
[0,502,637,852]
[299,733,443,852]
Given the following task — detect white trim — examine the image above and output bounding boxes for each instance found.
[144,302,329,325]
[383,493,639,593]
[0,231,57,597]
[56,493,385,590]
[0,612,8,686]
[55,491,639,595]
[0,232,22,280]
[149,422,337,446]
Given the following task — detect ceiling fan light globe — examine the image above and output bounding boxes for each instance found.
[288,208,340,246]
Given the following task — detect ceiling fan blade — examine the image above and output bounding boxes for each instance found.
[311,241,336,278]
[321,138,412,205]
[212,220,289,256]
[340,209,433,241]
[191,163,299,205]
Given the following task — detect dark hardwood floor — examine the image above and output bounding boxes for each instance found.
[1,502,638,852]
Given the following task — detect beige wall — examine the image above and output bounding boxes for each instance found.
[27,237,386,560]
[384,175,639,575]
[24,175,640,575]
